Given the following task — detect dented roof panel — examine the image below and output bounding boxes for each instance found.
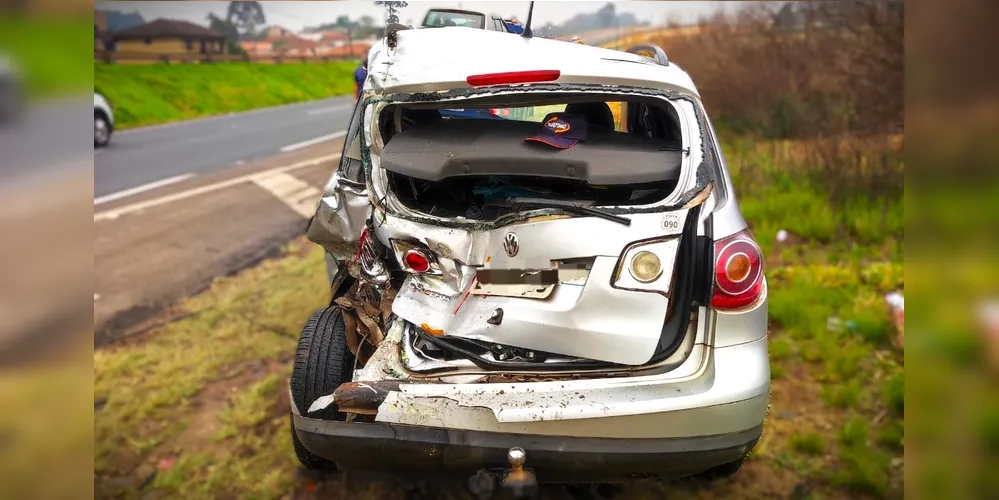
[366,27,700,96]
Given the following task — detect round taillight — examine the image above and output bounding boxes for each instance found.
[404,250,431,273]
[714,237,763,299]
[725,252,752,283]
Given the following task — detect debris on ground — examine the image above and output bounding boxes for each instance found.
[885,291,904,349]
[980,299,999,369]
[825,316,856,333]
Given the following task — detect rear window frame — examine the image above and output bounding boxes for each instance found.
[358,85,715,228]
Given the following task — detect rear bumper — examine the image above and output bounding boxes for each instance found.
[292,413,762,482]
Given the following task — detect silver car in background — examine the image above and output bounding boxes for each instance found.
[290,26,769,493]
[94,92,114,148]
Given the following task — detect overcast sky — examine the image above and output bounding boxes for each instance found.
[97,1,748,31]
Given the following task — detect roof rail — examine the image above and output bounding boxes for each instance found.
[626,43,670,67]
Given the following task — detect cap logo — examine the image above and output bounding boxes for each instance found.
[545,116,571,134]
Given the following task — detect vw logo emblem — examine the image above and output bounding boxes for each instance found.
[502,233,520,257]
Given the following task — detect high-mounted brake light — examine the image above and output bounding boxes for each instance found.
[466,70,561,87]
[711,230,765,310]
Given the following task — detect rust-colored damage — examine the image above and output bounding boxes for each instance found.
[420,323,445,336]
[334,280,398,365]
[333,380,403,415]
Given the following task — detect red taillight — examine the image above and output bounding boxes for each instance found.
[403,250,431,273]
[466,70,561,87]
[711,230,765,310]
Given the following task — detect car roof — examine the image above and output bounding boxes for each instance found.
[367,27,699,97]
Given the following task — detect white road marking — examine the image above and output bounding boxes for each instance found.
[94,174,195,206]
[94,154,340,222]
[251,172,322,218]
[307,105,350,116]
[279,130,347,153]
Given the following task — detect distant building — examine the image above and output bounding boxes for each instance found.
[241,26,371,58]
[260,25,296,39]
[110,19,227,55]
[101,9,146,32]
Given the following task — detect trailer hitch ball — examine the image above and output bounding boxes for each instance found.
[501,447,538,499]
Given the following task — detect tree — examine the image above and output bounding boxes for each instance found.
[595,2,616,29]
[375,1,408,25]
[226,1,266,39]
[207,13,246,54]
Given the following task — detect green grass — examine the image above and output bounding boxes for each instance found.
[94,240,329,498]
[0,16,93,98]
[94,61,360,129]
[789,432,827,455]
[722,132,903,497]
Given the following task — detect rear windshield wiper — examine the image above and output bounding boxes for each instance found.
[507,197,631,226]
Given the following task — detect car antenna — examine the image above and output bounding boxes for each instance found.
[521,1,535,39]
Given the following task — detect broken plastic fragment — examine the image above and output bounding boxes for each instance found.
[308,394,336,414]
[421,323,445,336]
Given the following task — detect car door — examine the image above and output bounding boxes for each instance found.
[306,99,371,281]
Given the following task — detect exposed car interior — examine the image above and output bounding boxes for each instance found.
[370,96,685,220]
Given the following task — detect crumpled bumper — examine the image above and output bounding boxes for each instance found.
[291,336,769,479]
[373,336,770,439]
[292,411,762,482]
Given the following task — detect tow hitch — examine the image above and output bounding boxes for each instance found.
[468,447,539,500]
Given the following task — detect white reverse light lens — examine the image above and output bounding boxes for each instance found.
[629,250,662,283]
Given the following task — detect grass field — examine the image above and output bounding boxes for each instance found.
[94,61,360,129]
[0,16,92,98]
[92,133,904,498]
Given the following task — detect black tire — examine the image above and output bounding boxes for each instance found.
[94,111,112,148]
[289,307,356,470]
[290,414,336,472]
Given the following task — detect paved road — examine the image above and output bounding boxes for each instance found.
[95,96,355,199]
[0,96,92,189]
[94,139,346,346]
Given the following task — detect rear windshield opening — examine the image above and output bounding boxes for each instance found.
[422,10,486,29]
[376,95,685,220]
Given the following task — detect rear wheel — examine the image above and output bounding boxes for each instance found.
[289,307,356,470]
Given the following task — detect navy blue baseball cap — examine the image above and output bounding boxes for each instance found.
[525,112,588,149]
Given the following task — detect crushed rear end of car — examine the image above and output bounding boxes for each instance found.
[293,27,770,486]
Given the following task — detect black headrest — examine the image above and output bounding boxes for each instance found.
[565,102,615,132]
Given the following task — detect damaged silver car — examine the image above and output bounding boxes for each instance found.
[290,25,769,492]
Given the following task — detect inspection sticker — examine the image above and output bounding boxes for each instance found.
[661,213,682,232]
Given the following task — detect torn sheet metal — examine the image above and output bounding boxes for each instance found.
[307,319,409,414]
[386,209,689,366]
[307,175,371,250]
[374,341,718,427]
